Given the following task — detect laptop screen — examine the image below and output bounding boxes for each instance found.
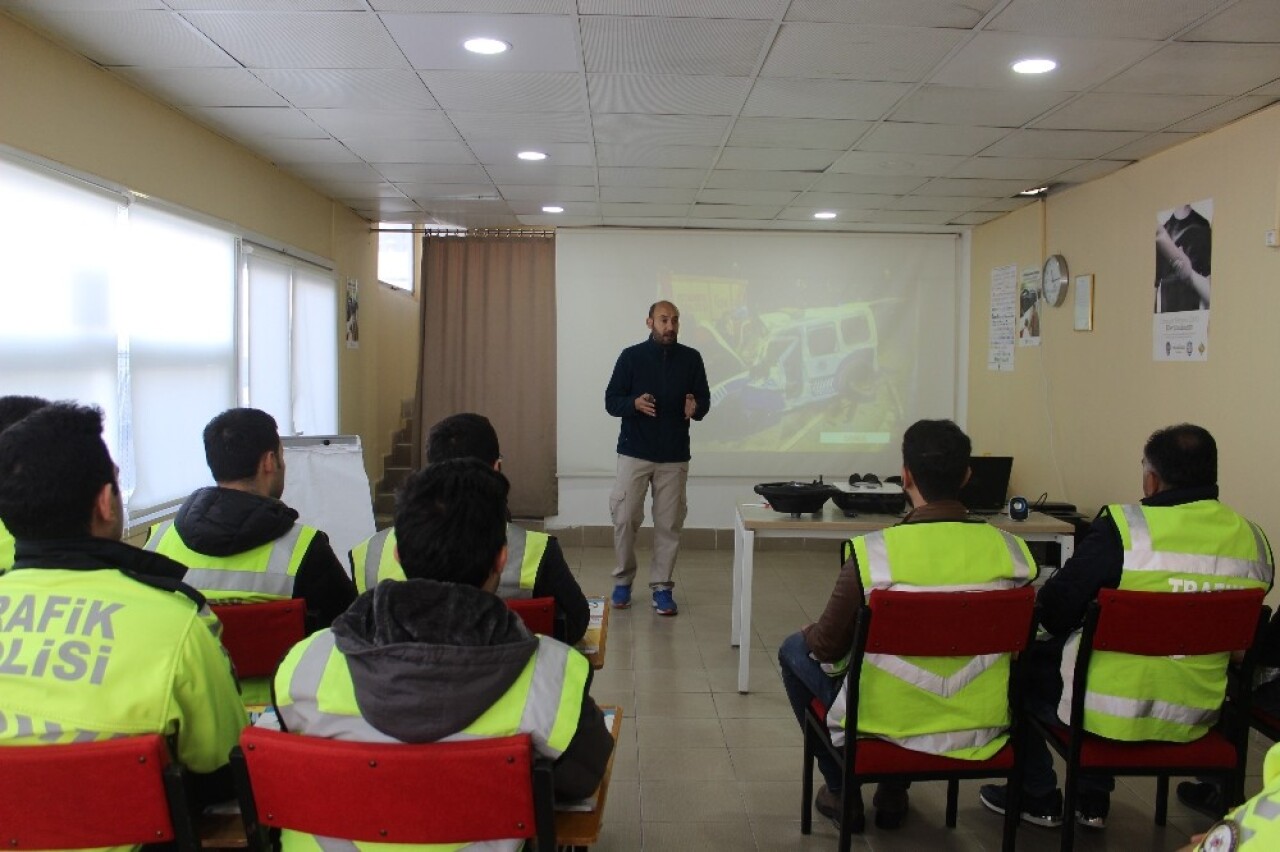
[960,456,1013,512]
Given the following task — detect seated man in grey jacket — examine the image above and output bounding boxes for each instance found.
[273,458,613,821]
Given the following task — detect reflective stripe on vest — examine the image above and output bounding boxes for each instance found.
[351,528,402,594]
[1060,501,1274,742]
[829,522,1035,759]
[496,525,547,600]
[275,630,587,758]
[145,519,313,600]
[279,830,517,852]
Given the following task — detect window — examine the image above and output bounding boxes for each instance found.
[0,153,337,524]
[377,223,415,292]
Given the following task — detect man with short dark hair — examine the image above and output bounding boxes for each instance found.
[979,423,1273,832]
[779,420,1037,833]
[0,395,49,574]
[274,458,614,844]
[145,408,356,702]
[0,402,244,804]
[349,412,590,644]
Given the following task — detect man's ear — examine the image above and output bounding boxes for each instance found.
[961,466,972,489]
[260,449,280,476]
[90,482,118,537]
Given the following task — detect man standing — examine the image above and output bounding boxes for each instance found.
[349,412,590,644]
[0,395,49,574]
[0,403,245,805]
[604,300,710,616]
[778,420,1037,833]
[979,424,1273,832]
[274,458,613,840]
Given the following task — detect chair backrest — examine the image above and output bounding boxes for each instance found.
[506,596,556,636]
[233,726,556,850]
[211,598,307,679]
[0,734,196,850]
[1088,588,1266,657]
[864,586,1038,657]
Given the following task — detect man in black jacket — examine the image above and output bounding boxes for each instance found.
[145,407,356,634]
[604,300,710,616]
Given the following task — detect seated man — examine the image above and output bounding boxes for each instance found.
[274,458,613,849]
[1179,740,1280,851]
[0,403,245,808]
[350,412,590,644]
[145,407,356,631]
[0,395,49,574]
[778,420,1037,832]
[979,424,1273,831]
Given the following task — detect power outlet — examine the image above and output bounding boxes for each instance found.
[1268,229,1279,247]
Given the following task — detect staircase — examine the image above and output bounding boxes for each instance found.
[372,401,415,530]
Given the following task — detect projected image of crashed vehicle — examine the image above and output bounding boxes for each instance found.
[710,304,879,437]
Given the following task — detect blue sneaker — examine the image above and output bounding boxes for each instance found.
[652,588,678,616]
[610,584,632,609]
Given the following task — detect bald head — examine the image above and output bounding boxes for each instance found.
[647,301,680,345]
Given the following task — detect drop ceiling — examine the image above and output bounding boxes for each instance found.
[3,0,1278,231]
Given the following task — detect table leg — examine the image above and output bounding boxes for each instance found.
[738,527,755,694]
[732,511,745,646]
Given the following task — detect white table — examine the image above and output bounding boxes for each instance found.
[731,505,1077,692]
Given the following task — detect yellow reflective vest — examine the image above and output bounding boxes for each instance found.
[1196,741,1280,850]
[144,519,316,603]
[1059,500,1273,742]
[273,628,588,852]
[350,525,548,598]
[828,521,1037,760]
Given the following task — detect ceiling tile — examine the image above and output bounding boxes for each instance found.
[1098,43,1280,95]
[1182,0,1280,42]
[892,85,1072,127]
[973,196,1037,212]
[184,11,408,69]
[593,113,733,146]
[595,216,693,227]
[170,1,367,8]
[375,163,491,182]
[855,209,958,225]
[1051,159,1134,184]
[582,16,774,76]
[890,195,983,211]
[247,137,366,163]
[784,0,998,27]
[793,192,902,209]
[282,161,385,182]
[188,106,329,138]
[810,173,928,193]
[346,198,423,217]
[578,0,785,17]
[588,74,751,116]
[761,23,965,82]
[499,184,599,201]
[372,2,576,14]
[716,147,841,170]
[600,202,693,217]
[1103,132,1195,160]
[599,167,709,187]
[946,155,1087,180]
[776,206,872,221]
[112,67,287,106]
[950,211,1003,225]
[829,150,967,176]
[316,181,412,199]
[1167,95,1279,131]
[0,1,165,9]
[470,142,597,167]
[343,138,478,163]
[858,122,1009,156]
[696,188,799,205]
[981,128,1145,159]
[256,69,439,109]
[931,32,1157,91]
[596,144,718,168]
[419,72,585,112]
[483,165,598,185]
[703,170,818,190]
[507,200,600,215]
[726,117,871,149]
[742,79,912,119]
[450,111,591,143]
[690,203,783,218]
[599,186,695,203]
[381,13,581,72]
[1034,92,1230,131]
[393,183,498,200]
[987,0,1216,39]
[913,177,1031,197]
[518,214,604,226]
[303,108,458,140]
[14,9,235,66]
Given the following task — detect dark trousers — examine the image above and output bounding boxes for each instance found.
[1023,637,1115,799]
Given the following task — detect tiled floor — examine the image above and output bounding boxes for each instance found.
[563,543,1271,851]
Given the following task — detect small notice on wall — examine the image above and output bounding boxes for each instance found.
[345,278,360,349]
[1018,267,1041,347]
[988,264,1016,371]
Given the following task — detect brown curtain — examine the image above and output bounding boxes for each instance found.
[417,233,557,518]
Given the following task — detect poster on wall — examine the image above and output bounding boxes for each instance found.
[1153,198,1211,361]
[988,264,1016,370]
[345,278,360,349]
[1017,266,1041,347]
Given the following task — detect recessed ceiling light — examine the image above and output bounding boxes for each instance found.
[464,37,510,55]
[814,211,837,220]
[1012,58,1056,75]
[517,151,548,161]
[542,205,564,214]
[1018,185,1049,196]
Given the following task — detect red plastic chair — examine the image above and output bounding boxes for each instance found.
[506,595,556,636]
[802,586,1037,852]
[0,733,197,850]
[211,598,307,679]
[232,726,557,851]
[1032,588,1268,852]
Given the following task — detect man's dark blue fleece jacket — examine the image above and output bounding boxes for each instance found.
[604,336,710,463]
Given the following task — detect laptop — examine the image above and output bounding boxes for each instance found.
[960,456,1013,515]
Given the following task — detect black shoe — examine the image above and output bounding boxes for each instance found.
[872,784,909,830]
[815,784,866,833]
[979,783,1063,829]
[1177,781,1227,820]
[1075,791,1110,829]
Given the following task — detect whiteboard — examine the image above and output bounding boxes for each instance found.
[280,435,375,563]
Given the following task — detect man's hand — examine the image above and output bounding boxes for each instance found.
[684,393,697,419]
[635,393,657,417]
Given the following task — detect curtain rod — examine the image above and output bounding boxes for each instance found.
[370,227,555,238]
